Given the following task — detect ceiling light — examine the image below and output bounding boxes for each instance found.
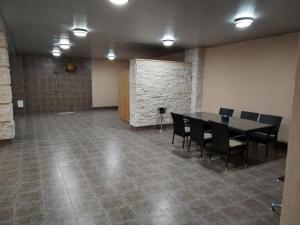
[109,0,129,5]
[59,40,71,50]
[234,17,254,28]
[162,39,175,47]
[52,48,61,57]
[107,52,116,61]
[60,43,71,50]
[72,28,88,37]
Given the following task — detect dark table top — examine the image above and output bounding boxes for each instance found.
[184,112,273,134]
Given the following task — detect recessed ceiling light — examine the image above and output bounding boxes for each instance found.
[234,17,254,28]
[107,52,116,60]
[52,48,61,57]
[109,0,129,5]
[162,39,175,47]
[72,28,88,37]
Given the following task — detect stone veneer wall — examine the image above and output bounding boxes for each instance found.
[9,55,25,114]
[185,48,204,112]
[0,32,15,140]
[9,55,92,113]
[130,59,192,127]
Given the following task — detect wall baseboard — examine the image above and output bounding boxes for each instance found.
[92,106,118,110]
[130,123,173,131]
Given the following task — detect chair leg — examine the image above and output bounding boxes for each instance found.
[244,148,249,167]
[274,141,278,158]
[200,144,205,159]
[172,133,175,144]
[182,137,185,149]
[188,139,192,152]
[225,154,230,169]
[209,151,212,164]
[266,143,269,159]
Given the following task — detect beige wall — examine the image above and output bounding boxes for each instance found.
[280,33,300,225]
[92,60,129,107]
[202,33,299,142]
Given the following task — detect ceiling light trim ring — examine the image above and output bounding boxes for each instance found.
[72,28,88,37]
[234,17,254,28]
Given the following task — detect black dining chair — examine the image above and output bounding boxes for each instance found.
[208,121,248,169]
[187,117,212,155]
[240,111,259,121]
[171,112,191,149]
[219,107,234,117]
[251,114,282,158]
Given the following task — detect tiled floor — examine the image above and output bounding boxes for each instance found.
[0,110,285,225]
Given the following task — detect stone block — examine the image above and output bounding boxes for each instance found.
[0,33,7,48]
[0,103,13,122]
[0,85,12,103]
[0,67,10,85]
[0,121,15,140]
[0,48,9,67]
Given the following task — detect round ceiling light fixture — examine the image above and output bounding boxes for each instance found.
[60,43,71,50]
[52,48,61,57]
[107,52,116,61]
[234,17,254,28]
[72,28,88,37]
[59,40,71,50]
[162,39,175,47]
[109,0,129,5]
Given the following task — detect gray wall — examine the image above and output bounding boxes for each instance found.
[10,55,92,113]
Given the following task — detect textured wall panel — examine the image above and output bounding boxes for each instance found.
[0,67,11,85]
[185,48,204,112]
[0,103,13,122]
[0,121,15,140]
[9,55,92,113]
[0,48,9,67]
[0,85,12,103]
[130,59,192,127]
[0,32,14,140]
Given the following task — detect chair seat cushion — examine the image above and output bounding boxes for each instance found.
[185,127,190,133]
[204,132,212,139]
[229,139,245,148]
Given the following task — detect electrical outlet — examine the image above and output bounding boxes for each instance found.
[17,100,24,108]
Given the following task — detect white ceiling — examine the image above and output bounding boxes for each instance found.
[0,0,300,59]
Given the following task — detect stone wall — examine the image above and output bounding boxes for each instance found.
[130,59,192,127]
[185,48,204,112]
[0,32,15,140]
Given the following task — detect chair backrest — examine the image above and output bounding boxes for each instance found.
[189,117,205,144]
[219,107,234,117]
[259,114,282,134]
[240,111,259,121]
[209,120,229,151]
[171,112,186,136]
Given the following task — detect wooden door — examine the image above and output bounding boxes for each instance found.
[118,71,130,122]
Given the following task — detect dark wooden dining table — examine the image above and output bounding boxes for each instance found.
[183,112,273,135]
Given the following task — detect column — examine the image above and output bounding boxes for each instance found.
[0,32,15,141]
[185,48,205,112]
